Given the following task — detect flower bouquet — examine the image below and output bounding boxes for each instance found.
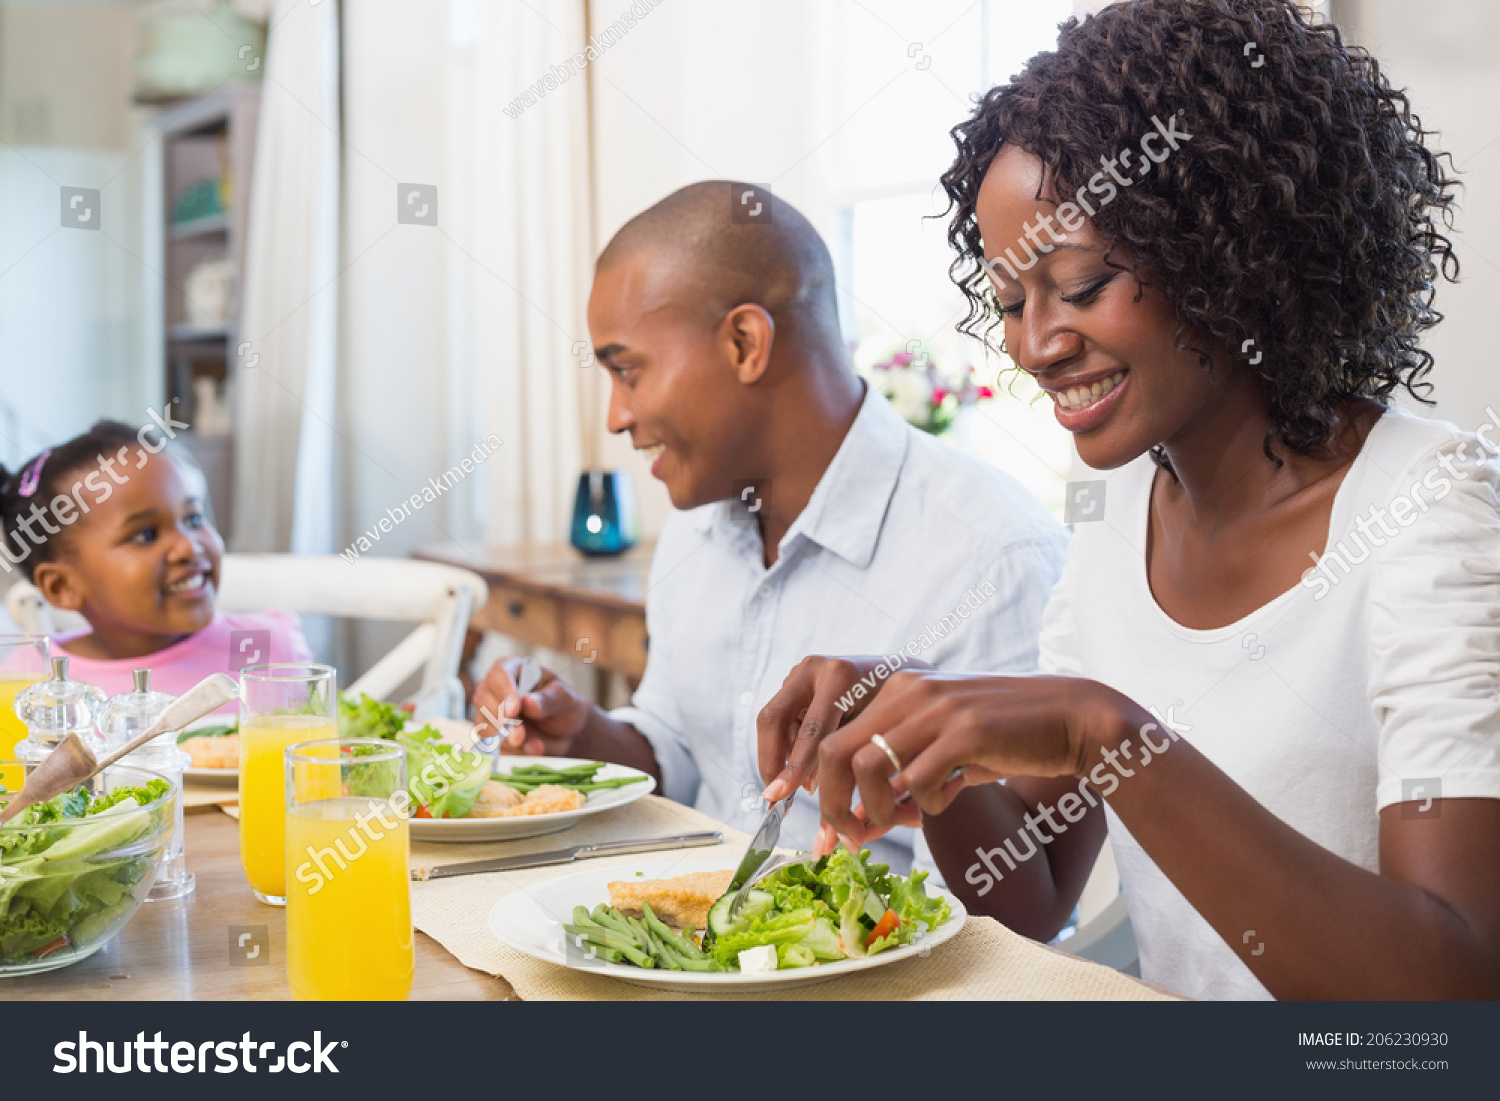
[865,345,994,435]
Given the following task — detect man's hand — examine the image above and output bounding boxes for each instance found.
[472,657,594,757]
[757,654,933,803]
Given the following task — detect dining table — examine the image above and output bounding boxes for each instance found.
[1,805,513,1001]
[2,779,1177,1001]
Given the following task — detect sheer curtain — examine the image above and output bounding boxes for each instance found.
[447,0,595,551]
[232,0,341,557]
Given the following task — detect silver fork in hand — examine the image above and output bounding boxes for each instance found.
[726,852,818,919]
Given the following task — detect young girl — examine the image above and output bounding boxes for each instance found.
[758,0,1500,999]
[0,420,312,702]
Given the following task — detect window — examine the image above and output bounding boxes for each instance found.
[822,0,1079,514]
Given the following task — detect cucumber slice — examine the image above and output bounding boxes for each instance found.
[706,888,773,939]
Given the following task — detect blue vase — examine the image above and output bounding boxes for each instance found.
[570,469,639,556]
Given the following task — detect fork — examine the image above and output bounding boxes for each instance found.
[725,852,817,919]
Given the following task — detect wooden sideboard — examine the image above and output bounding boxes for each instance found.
[414,543,652,692]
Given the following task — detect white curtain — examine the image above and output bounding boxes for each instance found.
[449,0,595,549]
[232,0,341,557]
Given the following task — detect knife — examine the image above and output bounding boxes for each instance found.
[411,830,723,881]
[728,795,793,893]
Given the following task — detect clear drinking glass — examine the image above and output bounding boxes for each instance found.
[284,738,412,1001]
[237,663,337,905]
[0,635,50,793]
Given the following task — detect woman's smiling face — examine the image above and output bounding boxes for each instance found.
[975,143,1234,470]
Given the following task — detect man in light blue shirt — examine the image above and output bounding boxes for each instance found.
[474,180,1067,873]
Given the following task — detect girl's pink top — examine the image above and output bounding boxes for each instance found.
[2,610,315,715]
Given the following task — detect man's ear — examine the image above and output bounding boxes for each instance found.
[721,304,775,385]
[33,561,85,614]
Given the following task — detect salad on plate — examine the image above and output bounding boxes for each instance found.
[569,847,952,973]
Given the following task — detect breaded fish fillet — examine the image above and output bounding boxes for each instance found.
[607,868,735,931]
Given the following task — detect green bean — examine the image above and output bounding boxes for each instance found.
[642,903,708,961]
[563,923,655,968]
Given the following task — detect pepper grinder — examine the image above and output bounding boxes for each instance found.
[98,669,195,901]
[14,656,106,773]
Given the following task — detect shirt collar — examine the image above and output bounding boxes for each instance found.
[689,384,910,569]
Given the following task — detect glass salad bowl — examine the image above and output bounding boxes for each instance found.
[0,762,176,976]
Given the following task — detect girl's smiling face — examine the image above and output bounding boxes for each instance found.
[35,452,223,660]
[976,143,1243,470]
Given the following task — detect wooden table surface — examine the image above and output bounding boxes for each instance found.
[1,808,513,1001]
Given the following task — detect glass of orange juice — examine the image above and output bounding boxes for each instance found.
[238,663,337,905]
[0,636,50,794]
[285,737,412,1000]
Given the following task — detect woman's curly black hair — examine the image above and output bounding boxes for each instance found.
[940,0,1459,463]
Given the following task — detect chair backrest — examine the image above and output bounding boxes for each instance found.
[3,554,488,719]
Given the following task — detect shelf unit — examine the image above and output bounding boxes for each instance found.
[151,82,261,542]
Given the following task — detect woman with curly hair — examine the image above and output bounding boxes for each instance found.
[756,0,1500,999]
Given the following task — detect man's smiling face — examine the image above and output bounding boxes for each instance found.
[588,249,767,510]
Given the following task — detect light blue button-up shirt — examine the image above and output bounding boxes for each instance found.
[612,385,1069,873]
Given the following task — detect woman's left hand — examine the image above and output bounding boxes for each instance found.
[814,669,1149,851]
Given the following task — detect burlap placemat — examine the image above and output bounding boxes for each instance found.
[408,795,1175,1001]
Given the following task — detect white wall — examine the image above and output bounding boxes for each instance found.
[1337,0,1500,431]
[0,3,156,467]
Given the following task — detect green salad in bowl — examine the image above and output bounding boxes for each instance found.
[0,764,175,975]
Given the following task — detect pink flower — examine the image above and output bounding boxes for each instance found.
[977,386,995,400]
[892,352,915,367]
[932,387,949,404]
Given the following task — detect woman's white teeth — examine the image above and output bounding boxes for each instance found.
[1056,372,1126,411]
[167,573,204,594]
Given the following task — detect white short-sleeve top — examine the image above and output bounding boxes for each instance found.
[1039,406,1500,999]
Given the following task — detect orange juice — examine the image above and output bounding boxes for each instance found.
[286,796,412,1000]
[0,674,43,791]
[238,715,338,901]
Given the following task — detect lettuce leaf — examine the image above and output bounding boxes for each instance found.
[886,867,951,940]
[338,693,407,740]
[0,779,170,963]
[708,908,819,966]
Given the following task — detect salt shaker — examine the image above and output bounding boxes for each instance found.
[14,656,106,769]
[98,669,195,901]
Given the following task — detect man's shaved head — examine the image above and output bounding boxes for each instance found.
[588,181,863,520]
[596,180,844,353]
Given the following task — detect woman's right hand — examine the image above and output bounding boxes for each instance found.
[472,657,593,757]
[757,654,932,802]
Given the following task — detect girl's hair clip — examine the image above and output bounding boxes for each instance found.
[16,449,51,498]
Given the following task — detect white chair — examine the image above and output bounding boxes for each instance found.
[4,554,487,720]
[1062,838,1140,975]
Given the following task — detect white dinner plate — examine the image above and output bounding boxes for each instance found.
[409,756,655,842]
[180,717,240,785]
[486,857,967,992]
